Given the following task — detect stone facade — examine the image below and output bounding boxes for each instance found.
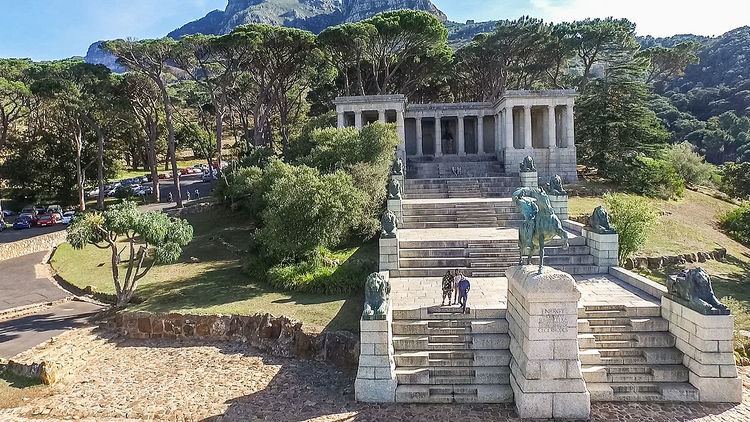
[334,90,578,181]
[581,228,619,269]
[506,265,590,419]
[379,233,399,272]
[114,311,359,369]
[0,230,66,262]
[661,297,742,403]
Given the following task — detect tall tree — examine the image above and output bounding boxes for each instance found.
[105,38,184,207]
[318,23,376,96]
[0,59,33,151]
[362,10,449,95]
[640,41,701,85]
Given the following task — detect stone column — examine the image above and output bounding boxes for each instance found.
[547,105,557,149]
[565,101,574,148]
[379,110,387,123]
[457,114,466,156]
[396,110,406,161]
[495,111,503,152]
[337,112,345,128]
[506,266,590,420]
[355,279,397,403]
[523,105,532,149]
[434,115,442,157]
[505,107,514,150]
[415,117,423,157]
[355,110,363,130]
[477,113,485,155]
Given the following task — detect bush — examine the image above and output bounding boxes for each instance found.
[604,193,658,263]
[721,162,750,200]
[304,123,399,172]
[721,297,750,365]
[258,165,367,263]
[265,244,377,294]
[720,204,750,245]
[664,142,716,186]
[621,156,685,199]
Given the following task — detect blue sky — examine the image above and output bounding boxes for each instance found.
[0,0,748,60]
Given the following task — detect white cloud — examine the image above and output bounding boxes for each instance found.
[531,0,750,37]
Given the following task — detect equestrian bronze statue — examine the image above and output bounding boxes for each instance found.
[512,187,569,274]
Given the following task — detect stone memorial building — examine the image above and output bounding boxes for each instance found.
[340,93,742,419]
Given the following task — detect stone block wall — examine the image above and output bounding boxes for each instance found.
[503,148,578,182]
[519,171,538,189]
[661,297,742,402]
[0,230,67,262]
[355,287,397,402]
[387,198,402,225]
[580,228,618,270]
[114,311,359,369]
[506,265,590,419]
[379,235,399,272]
[548,195,568,221]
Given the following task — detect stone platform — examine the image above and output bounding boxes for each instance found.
[391,273,660,312]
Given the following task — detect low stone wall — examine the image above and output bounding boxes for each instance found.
[0,230,67,261]
[661,296,742,402]
[623,248,727,270]
[164,201,218,218]
[114,311,359,369]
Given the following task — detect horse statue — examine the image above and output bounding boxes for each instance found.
[512,187,569,274]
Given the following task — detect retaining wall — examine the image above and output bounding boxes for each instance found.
[0,230,67,261]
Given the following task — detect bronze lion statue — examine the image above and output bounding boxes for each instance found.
[381,210,398,238]
[363,272,391,320]
[387,178,402,200]
[590,206,616,234]
[547,174,566,196]
[667,268,729,315]
[519,155,536,172]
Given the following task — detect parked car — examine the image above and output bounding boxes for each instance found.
[13,216,33,230]
[0,220,6,232]
[19,206,38,222]
[2,209,16,218]
[201,170,217,182]
[134,185,153,196]
[36,213,59,227]
[61,211,76,225]
[158,172,171,180]
[47,205,63,219]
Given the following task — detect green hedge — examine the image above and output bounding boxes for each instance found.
[720,204,750,245]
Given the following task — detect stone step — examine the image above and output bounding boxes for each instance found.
[578,306,661,318]
[580,348,684,365]
[406,193,514,199]
[395,366,511,385]
[578,332,676,348]
[395,384,514,403]
[394,349,511,368]
[392,334,510,351]
[587,382,699,402]
[398,236,584,250]
[581,364,689,383]
[392,319,509,335]
[391,264,600,278]
[392,308,506,320]
[400,221,523,229]
[578,317,669,333]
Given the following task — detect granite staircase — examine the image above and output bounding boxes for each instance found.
[407,156,507,180]
[578,304,699,402]
[395,236,596,278]
[392,307,513,403]
[404,177,518,199]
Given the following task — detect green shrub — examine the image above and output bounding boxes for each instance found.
[266,245,376,295]
[664,142,716,186]
[304,123,399,172]
[721,162,750,200]
[720,204,750,245]
[604,193,658,263]
[721,297,750,365]
[621,156,685,199]
[259,165,367,263]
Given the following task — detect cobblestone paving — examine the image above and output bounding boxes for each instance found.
[2,334,749,422]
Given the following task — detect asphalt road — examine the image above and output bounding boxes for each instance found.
[153,173,215,204]
[0,300,104,359]
[0,251,70,312]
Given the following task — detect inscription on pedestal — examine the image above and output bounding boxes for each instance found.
[538,308,568,333]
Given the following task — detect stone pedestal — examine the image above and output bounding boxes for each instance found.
[519,171,538,189]
[379,234,399,272]
[661,296,742,402]
[355,288,397,402]
[387,198,402,225]
[582,229,619,269]
[506,265,590,419]
[548,194,568,221]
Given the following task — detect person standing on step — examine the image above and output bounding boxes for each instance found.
[441,269,455,306]
[452,270,463,306]
[457,274,471,314]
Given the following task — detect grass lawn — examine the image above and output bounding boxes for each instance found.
[51,209,365,333]
[0,371,50,410]
[569,187,750,318]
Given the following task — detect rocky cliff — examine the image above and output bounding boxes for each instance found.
[86,0,472,70]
